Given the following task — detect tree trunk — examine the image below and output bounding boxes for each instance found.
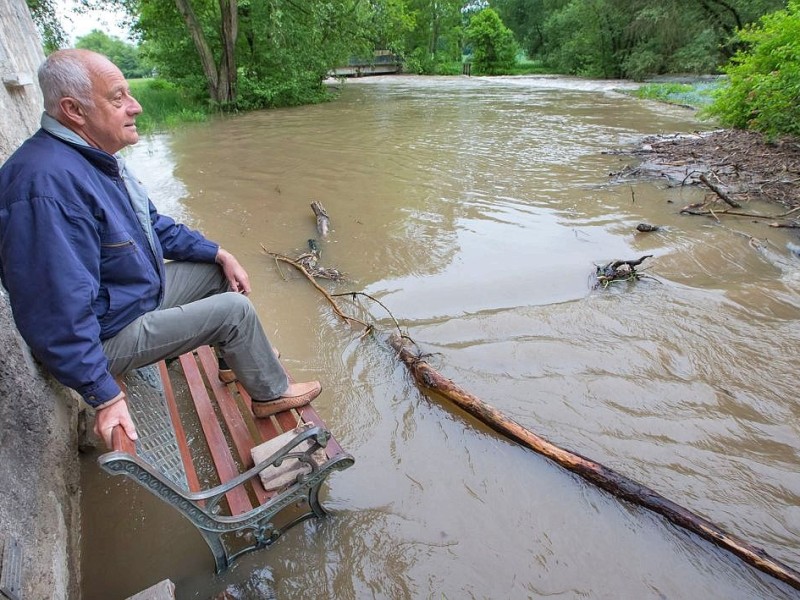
[173,0,238,105]
[218,0,238,104]
[389,333,800,592]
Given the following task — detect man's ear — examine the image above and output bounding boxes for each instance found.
[58,97,86,127]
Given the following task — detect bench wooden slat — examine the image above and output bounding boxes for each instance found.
[273,409,300,434]
[195,346,271,506]
[159,361,202,495]
[196,347,257,461]
[236,385,282,441]
[179,352,253,515]
[298,405,345,459]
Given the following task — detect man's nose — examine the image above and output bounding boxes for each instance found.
[128,97,143,115]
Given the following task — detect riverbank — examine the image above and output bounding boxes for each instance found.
[614,128,800,212]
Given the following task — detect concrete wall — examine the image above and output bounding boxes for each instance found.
[0,1,82,598]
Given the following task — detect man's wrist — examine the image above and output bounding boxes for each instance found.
[96,391,126,410]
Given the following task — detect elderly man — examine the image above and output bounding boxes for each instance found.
[0,49,321,447]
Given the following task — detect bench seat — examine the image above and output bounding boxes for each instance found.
[97,345,354,573]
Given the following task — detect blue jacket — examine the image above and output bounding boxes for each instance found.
[0,122,219,407]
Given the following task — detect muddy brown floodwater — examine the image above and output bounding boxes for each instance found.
[80,75,800,600]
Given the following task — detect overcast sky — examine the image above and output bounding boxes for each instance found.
[57,0,133,45]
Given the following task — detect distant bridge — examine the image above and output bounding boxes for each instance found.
[331,51,402,77]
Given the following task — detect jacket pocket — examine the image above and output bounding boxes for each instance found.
[100,237,136,255]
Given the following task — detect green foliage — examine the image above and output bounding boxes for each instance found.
[129,0,404,109]
[128,78,209,133]
[507,57,556,75]
[403,46,436,74]
[76,30,151,78]
[630,81,718,108]
[465,8,518,75]
[706,1,800,137]
[401,0,466,72]
[493,0,787,80]
[26,0,67,53]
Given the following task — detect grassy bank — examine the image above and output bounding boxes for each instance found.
[129,79,210,133]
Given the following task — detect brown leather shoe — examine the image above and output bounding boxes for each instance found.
[218,347,280,384]
[252,381,321,418]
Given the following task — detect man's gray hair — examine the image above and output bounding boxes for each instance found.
[38,50,96,115]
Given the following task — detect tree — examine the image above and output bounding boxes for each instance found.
[172,0,238,105]
[76,30,149,78]
[465,7,517,74]
[492,0,786,80]
[706,0,800,138]
[123,0,406,108]
[402,0,466,73]
[25,0,67,52]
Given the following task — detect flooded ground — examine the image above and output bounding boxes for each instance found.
[81,75,800,599]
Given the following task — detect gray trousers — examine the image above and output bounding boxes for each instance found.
[102,261,289,400]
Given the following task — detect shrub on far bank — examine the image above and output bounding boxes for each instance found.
[466,8,518,75]
[705,0,800,138]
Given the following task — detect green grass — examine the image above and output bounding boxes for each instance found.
[507,58,558,75]
[627,81,720,109]
[129,78,210,133]
[457,55,557,76]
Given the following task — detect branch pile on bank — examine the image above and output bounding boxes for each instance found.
[609,129,800,218]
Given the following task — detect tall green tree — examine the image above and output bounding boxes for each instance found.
[117,0,408,107]
[492,0,786,79]
[465,7,518,74]
[76,30,149,78]
[403,0,466,73]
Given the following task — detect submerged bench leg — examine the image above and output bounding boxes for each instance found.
[199,531,229,574]
[308,481,328,519]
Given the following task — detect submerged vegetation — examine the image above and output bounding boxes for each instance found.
[627,81,719,109]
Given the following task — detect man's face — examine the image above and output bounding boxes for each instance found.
[80,56,142,155]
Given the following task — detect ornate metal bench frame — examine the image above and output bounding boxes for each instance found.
[97,347,354,572]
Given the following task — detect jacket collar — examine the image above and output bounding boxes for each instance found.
[40,112,121,177]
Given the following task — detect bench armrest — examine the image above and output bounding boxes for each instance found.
[111,424,137,455]
[102,425,332,505]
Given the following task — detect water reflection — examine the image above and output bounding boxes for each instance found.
[81,76,800,600]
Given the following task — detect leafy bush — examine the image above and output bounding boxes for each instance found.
[465,8,519,75]
[706,1,800,137]
[403,47,436,75]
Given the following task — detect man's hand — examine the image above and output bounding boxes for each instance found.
[216,247,251,295]
[94,392,138,449]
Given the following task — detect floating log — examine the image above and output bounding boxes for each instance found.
[311,201,330,237]
[700,173,741,208]
[389,333,800,592]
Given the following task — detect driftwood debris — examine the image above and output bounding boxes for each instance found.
[594,255,654,287]
[311,201,331,237]
[261,245,367,329]
[270,202,800,592]
[389,333,800,592]
[699,173,741,208]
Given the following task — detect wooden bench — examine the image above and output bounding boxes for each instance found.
[97,345,354,573]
